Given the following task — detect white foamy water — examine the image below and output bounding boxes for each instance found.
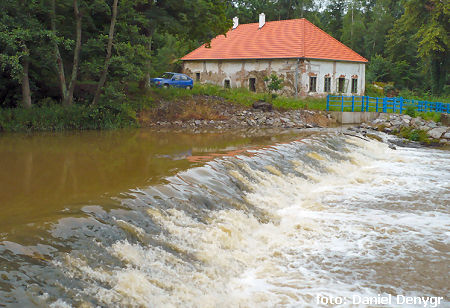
[49,134,449,307]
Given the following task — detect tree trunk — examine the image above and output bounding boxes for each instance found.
[431,54,446,95]
[51,0,68,103]
[300,0,304,18]
[144,32,153,89]
[92,0,119,105]
[21,53,32,109]
[350,1,354,48]
[64,0,82,106]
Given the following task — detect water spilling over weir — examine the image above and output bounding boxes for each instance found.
[0,130,448,307]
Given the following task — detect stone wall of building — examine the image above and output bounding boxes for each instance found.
[182,58,366,97]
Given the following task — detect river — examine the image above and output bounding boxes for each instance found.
[0,128,448,307]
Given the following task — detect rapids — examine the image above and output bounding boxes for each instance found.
[0,129,448,307]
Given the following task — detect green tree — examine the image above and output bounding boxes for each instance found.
[226,0,276,24]
[321,0,346,39]
[391,0,449,94]
[132,0,231,87]
[0,0,49,108]
[92,0,119,105]
[49,0,82,106]
[363,0,402,59]
[341,1,366,54]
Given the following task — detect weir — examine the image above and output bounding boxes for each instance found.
[0,131,448,307]
[330,111,380,124]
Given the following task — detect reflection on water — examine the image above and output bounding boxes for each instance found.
[0,129,304,240]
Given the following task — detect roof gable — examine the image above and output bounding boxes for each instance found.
[181,18,368,63]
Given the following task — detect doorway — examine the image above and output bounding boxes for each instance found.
[249,78,256,92]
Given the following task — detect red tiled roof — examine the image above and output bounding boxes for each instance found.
[181,18,368,63]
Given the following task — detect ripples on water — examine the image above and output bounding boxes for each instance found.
[0,131,449,307]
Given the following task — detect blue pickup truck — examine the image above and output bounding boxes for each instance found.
[150,72,194,89]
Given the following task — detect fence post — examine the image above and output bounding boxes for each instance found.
[383,98,386,113]
[361,96,364,112]
[376,97,379,112]
[399,97,403,114]
[351,96,354,112]
[326,95,329,111]
[341,95,344,112]
[366,96,369,112]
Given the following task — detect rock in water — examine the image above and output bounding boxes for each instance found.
[252,100,273,112]
[389,144,397,150]
[427,127,447,139]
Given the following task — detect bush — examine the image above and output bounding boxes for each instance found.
[365,83,384,97]
[264,73,284,99]
[405,105,416,118]
[397,127,431,144]
[383,84,398,97]
[0,103,138,132]
[419,112,441,123]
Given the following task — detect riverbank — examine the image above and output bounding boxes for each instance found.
[352,113,450,147]
[0,85,330,132]
[0,84,448,147]
[139,94,333,129]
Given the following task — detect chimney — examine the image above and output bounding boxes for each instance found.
[233,16,239,29]
[259,13,265,29]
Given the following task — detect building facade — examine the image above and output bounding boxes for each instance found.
[182,15,367,97]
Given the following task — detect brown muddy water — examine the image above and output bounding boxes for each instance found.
[0,128,448,307]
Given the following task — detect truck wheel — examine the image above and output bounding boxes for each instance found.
[186,86,192,90]
[163,84,170,88]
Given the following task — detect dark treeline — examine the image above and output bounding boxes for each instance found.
[0,0,230,109]
[0,0,448,110]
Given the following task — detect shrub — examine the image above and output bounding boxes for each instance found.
[396,127,431,144]
[405,105,416,118]
[0,103,138,132]
[365,83,384,97]
[264,73,284,100]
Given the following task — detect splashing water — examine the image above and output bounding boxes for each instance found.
[0,132,449,307]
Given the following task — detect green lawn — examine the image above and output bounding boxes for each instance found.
[147,84,328,111]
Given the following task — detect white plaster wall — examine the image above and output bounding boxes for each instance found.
[183,58,366,97]
[301,59,365,96]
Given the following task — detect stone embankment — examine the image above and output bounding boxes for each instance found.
[152,109,331,130]
[362,113,450,145]
[141,96,333,129]
[141,95,449,146]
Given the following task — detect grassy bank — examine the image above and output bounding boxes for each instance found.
[0,84,447,132]
[0,84,327,132]
[0,102,138,131]
[140,84,326,110]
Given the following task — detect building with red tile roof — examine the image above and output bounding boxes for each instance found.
[182,14,367,97]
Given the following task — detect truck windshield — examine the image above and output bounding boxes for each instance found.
[160,73,174,79]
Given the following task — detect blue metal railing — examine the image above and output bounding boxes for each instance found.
[326,95,450,114]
